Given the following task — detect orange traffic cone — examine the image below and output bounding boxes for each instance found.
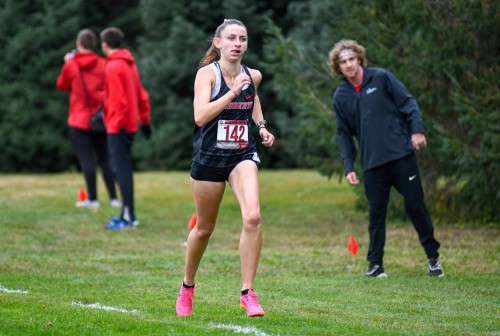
[78,188,87,201]
[188,214,197,231]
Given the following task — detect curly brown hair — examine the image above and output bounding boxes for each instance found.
[327,39,367,76]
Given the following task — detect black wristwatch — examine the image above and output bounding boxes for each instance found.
[256,120,268,129]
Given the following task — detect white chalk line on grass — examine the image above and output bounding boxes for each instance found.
[3,288,274,335]
[0,285,138,315]
[0,284,28,294]
[209,323,277,336]
[71,301,139,314]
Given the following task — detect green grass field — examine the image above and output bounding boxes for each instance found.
[0,170,498,335]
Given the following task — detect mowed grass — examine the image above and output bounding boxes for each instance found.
[0,170,498,335]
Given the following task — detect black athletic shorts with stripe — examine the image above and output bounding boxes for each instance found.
[190,151,260,182]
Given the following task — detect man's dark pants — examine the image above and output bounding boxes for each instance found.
[363,153,440,266]
[108,131,135,219]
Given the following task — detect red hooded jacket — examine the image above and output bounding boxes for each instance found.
[56,52,105,130]
[103,49,151,134]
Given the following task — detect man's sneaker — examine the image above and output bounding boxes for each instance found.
[240,289,265,317]
[75,199,90,207]
[105,216,139,230]
[88,200,100,209]
[176,286,195,317]
[110,199,121,208]
[365,263,387,278]
[75,199,100,208]
[428,257,444,277]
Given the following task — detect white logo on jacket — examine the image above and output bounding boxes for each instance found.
[366,87,377,95]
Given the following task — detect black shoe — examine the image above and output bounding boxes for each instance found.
[428,257,444,277]
[365,263,387,278]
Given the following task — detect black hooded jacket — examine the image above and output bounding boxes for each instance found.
[333,67,425,174]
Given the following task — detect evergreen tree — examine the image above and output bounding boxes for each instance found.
[134,0,294,169]
[0,0,82,172]
[263,0,499,221]
[0,0,143,172]
[1,0,496,221]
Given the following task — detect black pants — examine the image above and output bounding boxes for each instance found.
[108,131,135,220]
[69,127,117,201]
[363,153,440,265]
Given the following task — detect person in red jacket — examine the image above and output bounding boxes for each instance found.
[57,28,120,209]
[100,27,152,230]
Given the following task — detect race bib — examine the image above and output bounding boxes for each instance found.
[216,120,249,149]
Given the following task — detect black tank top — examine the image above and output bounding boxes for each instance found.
[192,62,257,167]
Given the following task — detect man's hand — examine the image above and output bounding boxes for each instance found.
[64,50,76,62]
[346,171,360,185]
[412,133,427,150]
[141,124,152,140]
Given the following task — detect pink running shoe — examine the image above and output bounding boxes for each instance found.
[176,286,195,317]
[240,289,265,317]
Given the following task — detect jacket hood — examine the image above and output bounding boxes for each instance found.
[107,49,135,64]
[74,52,101,70]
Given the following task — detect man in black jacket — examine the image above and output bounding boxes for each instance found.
[328,39,444,278]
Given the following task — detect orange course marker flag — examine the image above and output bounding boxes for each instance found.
[347,235,359,256]
[78,188,87,201]
[188,214,197,231]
